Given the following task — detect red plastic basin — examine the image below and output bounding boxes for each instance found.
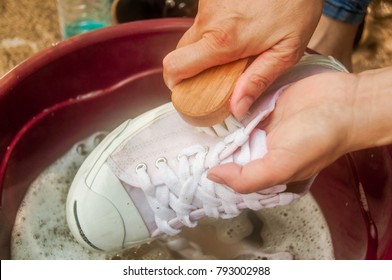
[0,18,391,259]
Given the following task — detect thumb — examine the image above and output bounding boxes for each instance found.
[230,40,302,118]
[207,151,294,193]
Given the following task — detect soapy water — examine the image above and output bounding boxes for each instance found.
[11,132,334,260]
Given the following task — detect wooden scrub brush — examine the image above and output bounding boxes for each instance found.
[171,58,249,137]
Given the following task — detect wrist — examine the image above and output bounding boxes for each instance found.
[348,67,392,151]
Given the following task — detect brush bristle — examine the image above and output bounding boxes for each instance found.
[197,115,243,137]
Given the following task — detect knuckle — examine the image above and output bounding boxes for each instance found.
[248,72,271,91]
[276,37,304,63]
[208,29,232,49]
[203,29,237,60]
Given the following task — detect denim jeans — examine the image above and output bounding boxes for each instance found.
[323,0,372,24]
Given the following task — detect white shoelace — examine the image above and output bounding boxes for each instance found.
[134,110,290,237]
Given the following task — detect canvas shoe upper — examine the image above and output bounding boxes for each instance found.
[66,54,347,252]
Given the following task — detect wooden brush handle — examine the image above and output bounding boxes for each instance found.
[171,58,249,127]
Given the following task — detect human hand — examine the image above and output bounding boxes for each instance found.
[163,0,323,118]
[207,71,360,193]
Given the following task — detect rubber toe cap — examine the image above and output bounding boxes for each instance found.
[67,163,151,252]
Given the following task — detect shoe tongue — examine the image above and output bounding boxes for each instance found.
[249,129,268,160]
[232,129,267,165]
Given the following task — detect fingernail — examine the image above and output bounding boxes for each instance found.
[234,96,254,117]
[167,80,174,90]
[207,172,226,184]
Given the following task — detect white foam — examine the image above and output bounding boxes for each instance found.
[255,195,335,259]
[11,132,334,260]
[11,133,108,260]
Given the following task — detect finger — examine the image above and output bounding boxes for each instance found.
[162,26,202,89]
[230,39,302,118]
[207,151,295,194]
[176,26,200,48]
[163,33,241,89]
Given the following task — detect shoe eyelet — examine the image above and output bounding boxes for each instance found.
[93,132,108,147]
[76,143,88,156]
[155,157,167,168]
[135,163,147,173]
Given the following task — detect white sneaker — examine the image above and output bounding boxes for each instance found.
[66,54,347,252]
